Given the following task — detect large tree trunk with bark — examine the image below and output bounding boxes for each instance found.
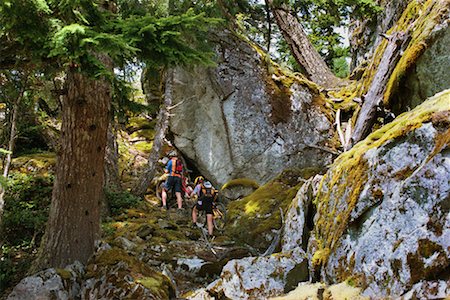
[34,66,111,269]
[267,0,338,88]
[132,69,173,198]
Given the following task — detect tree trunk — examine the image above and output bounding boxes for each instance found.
[351,31,411,145]
[104,122,120,189]
[3,84,26,178]
[0,180,5,238]
[267,0,338,88]
[34,66,111,269]
[132,69,173,198]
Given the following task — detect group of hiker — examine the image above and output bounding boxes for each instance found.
[160,150,218,238]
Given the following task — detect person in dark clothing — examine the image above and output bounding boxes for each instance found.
[191,181,216,236]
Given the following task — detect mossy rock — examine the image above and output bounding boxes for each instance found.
[11,152,56,173]
[221,178,260,200]
[86,248,175,299]
[126,117,157,133]
[224,169,319,251]
[312,90,450,267]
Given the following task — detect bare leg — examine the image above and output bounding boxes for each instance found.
[176,191,182,209]
[192,206,198,223]
[161,189,167,207]
[206,214,213,236]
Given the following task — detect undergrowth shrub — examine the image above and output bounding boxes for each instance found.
[2,173,53,245]
[105,188,141,216]
[1,173,53,295]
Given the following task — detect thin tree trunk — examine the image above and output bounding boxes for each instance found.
[0,180,5,241]
[132,69,174,198]
[3,83,26,178]
[265,0,272,53]
[351,30,411,145]
[34,65,111,269]
[267,0,338,88]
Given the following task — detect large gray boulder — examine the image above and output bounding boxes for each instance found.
[309,90,450,297]
[169,31,334,186]
[191,249,306,300]
[7,262,84,300]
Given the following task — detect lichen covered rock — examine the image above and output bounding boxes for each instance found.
[205,249,306,300]
[82,248,176,299]
[169,30,334,186]
[282,175,323,254]
[225,169,312,252]
[310,90,450,297]
[7,261,84,300]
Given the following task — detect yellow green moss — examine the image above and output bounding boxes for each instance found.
[56,268,72,280]
[328,0,447,121]
[134,141,153,154]
[221,178,260,191]
[127,117,156,133]
[12,152,56,173]
[313,90,450,266]
[384,0,449,104]
[87,247,173,299]
[224,169,309,250]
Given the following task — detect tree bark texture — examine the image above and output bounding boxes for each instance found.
[268,0,338,88]
[351,31,411,144]
[104,122,120,189]
[35,67,111,269]
[132,69,173,198]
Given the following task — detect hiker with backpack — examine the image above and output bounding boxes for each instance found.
[191,180,217,237]
[161,150,184,210]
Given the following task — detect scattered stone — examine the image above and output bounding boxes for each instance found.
[137,224,155,239]
[114,236,137,252]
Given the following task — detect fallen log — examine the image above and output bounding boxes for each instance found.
[351,29,412,145]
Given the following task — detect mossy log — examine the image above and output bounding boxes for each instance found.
[351,30,412,145]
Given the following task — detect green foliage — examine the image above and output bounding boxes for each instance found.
[121,9,221,68]
[0,148,12,155]
[0,244,36,295]
[2,173,53,246]
[332,56,350,78]
[105,188,142,216]
[331,46,350,78]
[223,0,380,72]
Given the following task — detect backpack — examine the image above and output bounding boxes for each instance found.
[171,158,183,175]
[201,186,215,198]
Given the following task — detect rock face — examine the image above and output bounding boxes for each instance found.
[309,90,450,297]
[400,26,450,110]
[169,31,334,186]
[195,249,306,300]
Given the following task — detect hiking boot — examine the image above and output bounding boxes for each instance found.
[160,205,168,211]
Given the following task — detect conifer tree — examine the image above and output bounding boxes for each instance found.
[1,0,218,269]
